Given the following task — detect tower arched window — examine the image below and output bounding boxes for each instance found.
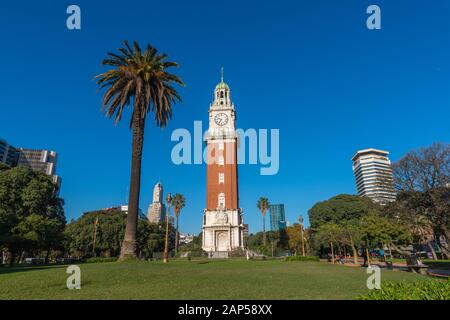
[220,91,224,98]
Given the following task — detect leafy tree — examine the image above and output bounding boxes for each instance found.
[390,143,450,258]
[337,221,362,264]
[64,209,175,259]
[308,194,380,229]
[388,188,450,258]
[256,197,270,246]
[315,223,341,264]
[286,224,304,255]
[96,40,184,260]
[0,166,65,264]
[360,212,412,259]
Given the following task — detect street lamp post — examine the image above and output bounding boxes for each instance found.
[299,215,305,257]
[163,192,172,263]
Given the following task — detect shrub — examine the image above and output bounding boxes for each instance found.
[85,257,118,263]
[284,255,320,262]
[229,249,247,258]
[357,279,450,300]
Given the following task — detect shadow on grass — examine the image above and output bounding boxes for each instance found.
[196,260,229,265]
[424,261,450,270]
[0,264,66,276]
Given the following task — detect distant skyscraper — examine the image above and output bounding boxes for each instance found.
[0,138,61,191]
[352,148,396,204]
[147,182,166,223]
[269,204,287,231]
[16,148,61,189]
[0,138,19,167]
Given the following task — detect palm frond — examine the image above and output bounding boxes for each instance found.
[95,40,184,128]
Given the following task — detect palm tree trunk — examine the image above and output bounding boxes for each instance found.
[263,215,266,246]
[119,116,145,261]
[175,215,179,254]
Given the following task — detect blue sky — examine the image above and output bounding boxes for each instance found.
[0,0,449,234]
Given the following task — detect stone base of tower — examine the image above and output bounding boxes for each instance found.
[202,209,244,253]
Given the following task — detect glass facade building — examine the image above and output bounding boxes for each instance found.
[269,204,287,231]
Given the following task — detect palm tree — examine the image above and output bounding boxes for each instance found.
[96,41,184,260]
[257,197,270,246]
[171,193,186,254]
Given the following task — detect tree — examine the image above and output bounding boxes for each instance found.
[0,166,65,264]
[286,224,303,255]
[308,194,380,229]
[338,221,362,264]
[360,212,412,260]
[391,188,450,258]
[64,209,174,258]
[256,197,270,246]
[390,143,450,258]
[96,40,184,260]
[393,143,449,192]
[315,223,341,264]
[171,193,186,254]
[385,192,438,259]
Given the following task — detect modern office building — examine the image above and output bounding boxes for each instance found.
[0,138,19,167]
[16,148,61,189]
[147,182,167,223]
[352,148,396,204]
[0,138,61,191]
[269,204,287,231]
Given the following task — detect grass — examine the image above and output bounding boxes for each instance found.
[0,259,431,300]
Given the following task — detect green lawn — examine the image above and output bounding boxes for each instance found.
[0,259,430,300]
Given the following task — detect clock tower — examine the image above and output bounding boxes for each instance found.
[202,70,244,253]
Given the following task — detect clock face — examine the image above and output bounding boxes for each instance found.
[214,113,229,126]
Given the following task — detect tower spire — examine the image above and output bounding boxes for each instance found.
[221,67,224,82]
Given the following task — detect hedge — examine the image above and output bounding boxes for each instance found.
[357,279,450,300]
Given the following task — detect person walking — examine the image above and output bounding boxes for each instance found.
[362,247,369,267]
[379,248,385,262]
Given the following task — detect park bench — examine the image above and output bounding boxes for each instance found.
[406,256,429,275]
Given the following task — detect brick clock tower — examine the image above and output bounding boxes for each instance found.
[202,70,244,253]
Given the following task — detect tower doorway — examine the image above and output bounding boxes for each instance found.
[216,232,228,251]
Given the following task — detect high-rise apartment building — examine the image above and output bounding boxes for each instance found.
[0,138,19,167]
[269,204,287,231]
[352,148,396,204]
[0,138,61,191]
[17,148,61,188]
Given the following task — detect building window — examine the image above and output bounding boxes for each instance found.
[218,142,224,150]
[220,91,224,98]
[219,173,224,184]
[218,156,224,165]
[218,193,225,209]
